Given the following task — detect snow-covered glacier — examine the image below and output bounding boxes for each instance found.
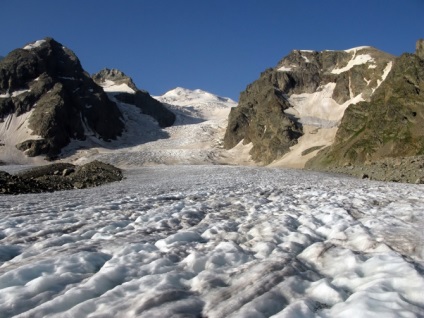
[1,165,423,317]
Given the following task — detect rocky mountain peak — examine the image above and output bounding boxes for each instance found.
[92,68,138,92]
[416,39,424,60]
[224,45,396,165]
[0,38,124,160]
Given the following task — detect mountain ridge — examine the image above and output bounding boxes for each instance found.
[224,45,396,165]
[0,38,175,164]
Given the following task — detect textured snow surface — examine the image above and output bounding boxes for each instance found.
[1,166,423,317]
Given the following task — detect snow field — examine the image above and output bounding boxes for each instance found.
[62,86,241,167]
[1,165,423,317]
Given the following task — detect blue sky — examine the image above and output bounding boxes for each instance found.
[1,0,423,100]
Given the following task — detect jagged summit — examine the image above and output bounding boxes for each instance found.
[92,68,138,92]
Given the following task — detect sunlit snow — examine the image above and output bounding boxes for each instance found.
[1,166,423,317]
[278,66,294,72]
[100,80,136,94]
[344,46,372,53]
[331,54,375,74]
[23,40,46,50]
[0,89,31,98]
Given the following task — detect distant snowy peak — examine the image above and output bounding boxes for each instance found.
[153,87,236,121]
[154,87,237,108]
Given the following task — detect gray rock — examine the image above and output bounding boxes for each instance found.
[416,39,424,60]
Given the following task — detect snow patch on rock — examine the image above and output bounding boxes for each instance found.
[23,39,46,50]
[331,54,375,74]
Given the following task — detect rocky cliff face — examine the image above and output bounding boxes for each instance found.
[0,38,124,159]
[224,46,395,165]
[92,68,175,128]
[307,41,424,168]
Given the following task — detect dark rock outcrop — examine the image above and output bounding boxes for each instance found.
[307,41,424,168]
[0,38,124,158]
[93,68,176,128]
[0,160,123,194]
[224,69,302,163]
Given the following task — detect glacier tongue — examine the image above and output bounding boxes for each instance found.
[0,165,423,317]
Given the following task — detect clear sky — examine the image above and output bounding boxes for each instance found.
[1,0,423,100]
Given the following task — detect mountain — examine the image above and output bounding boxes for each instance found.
[307,39,424,168]
[224,46,396,165]
[0,38,175,163]
[65,87,239,167]
[92,69,175,128]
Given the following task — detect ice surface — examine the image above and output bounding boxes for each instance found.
[1,165,423,317]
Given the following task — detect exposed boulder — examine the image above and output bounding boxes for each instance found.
[93,68,176,128]
[0,38,124,159]
[0,160,123,194]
